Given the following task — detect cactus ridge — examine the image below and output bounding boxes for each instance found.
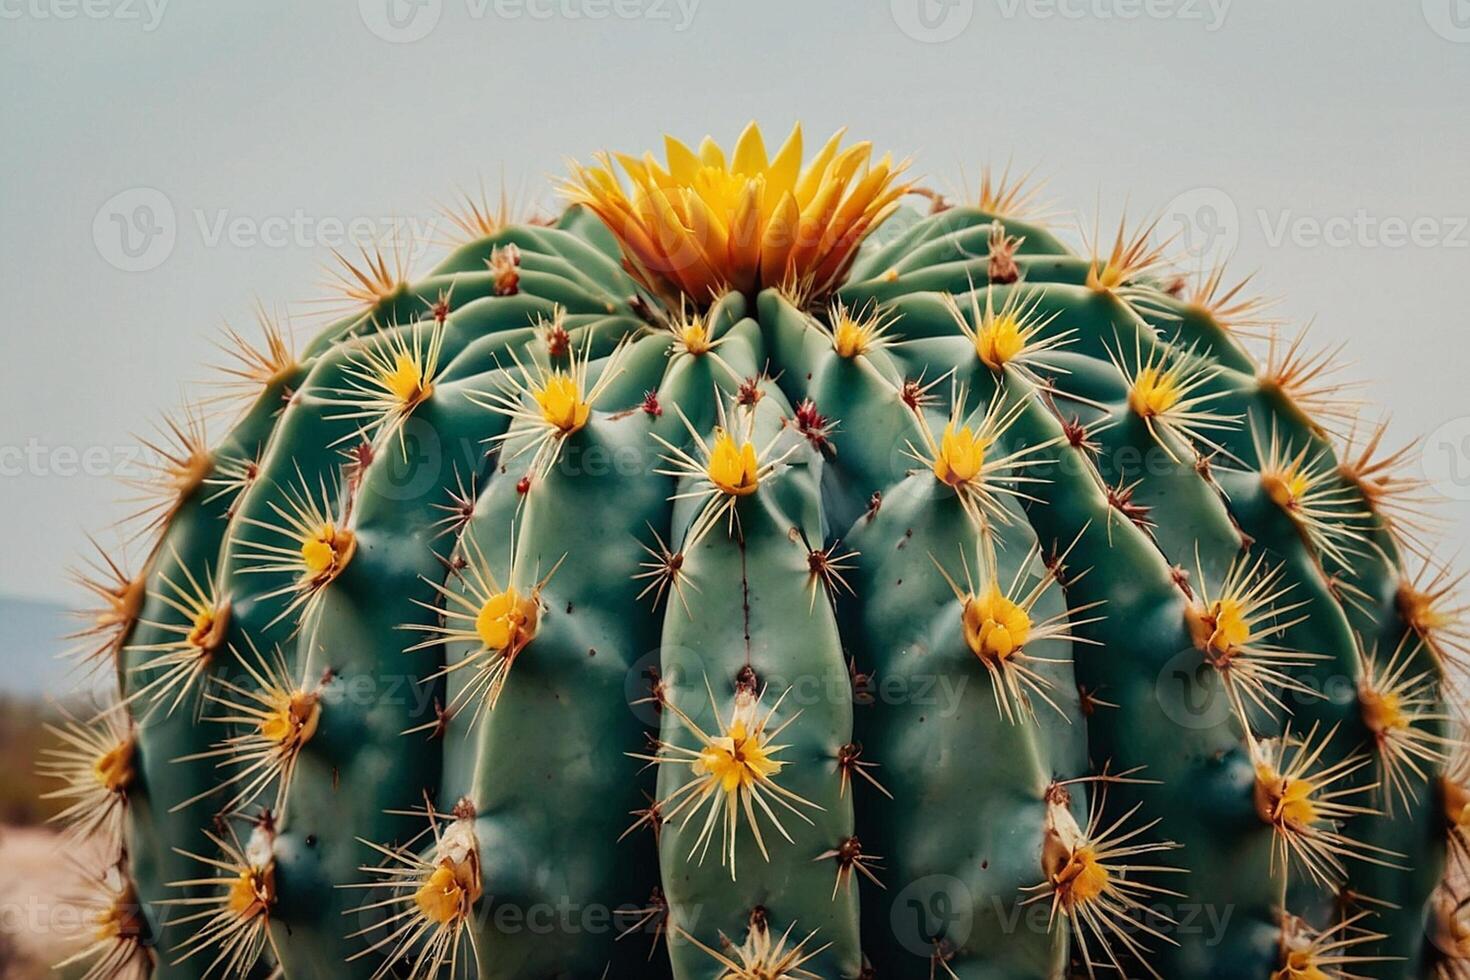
[44,124,1468,980]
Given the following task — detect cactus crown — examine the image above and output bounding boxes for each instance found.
[564,122,911,305]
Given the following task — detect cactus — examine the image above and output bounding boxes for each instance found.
[46,122,1470,979]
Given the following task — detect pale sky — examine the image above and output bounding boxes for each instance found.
[2,0,1467,602]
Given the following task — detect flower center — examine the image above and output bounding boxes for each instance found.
[679,319,712,354]
[1203,598,1251,655]
[1255,765,1319,827]
[301,522,356,579]
[259,691,321,747]
[1262,466,1311,510]
[1091,262,1126,291]
[932,422,987,486]
[226,866,272,919]
[475,588,538,652]
[384,352,432,406]
[1053,845,1110,910]
[1360,686,1406,736]
[695,719,781,793]
[832,315,870,358]
[962,587,1031,660]
[976,314,1025,369]
[707,430,761,496]
[1272,950,1331,980]
[92,739,135,793]
[1128,366,1181,418]
[414,858,482,925]
[533,374,591,433]
[186,599,231,653]
[1398,584,1448,634]
[94,895,144,941]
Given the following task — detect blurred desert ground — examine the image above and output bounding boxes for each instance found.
[0,599,106,979]
[0,827,103,979]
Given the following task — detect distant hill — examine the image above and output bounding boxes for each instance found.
[0,595,86,698]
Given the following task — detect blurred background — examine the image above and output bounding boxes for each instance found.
[1,0,1467,974]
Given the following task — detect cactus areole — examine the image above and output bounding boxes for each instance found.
[50,123,1469,979]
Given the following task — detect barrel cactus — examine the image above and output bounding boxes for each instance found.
[48,123,1469,979]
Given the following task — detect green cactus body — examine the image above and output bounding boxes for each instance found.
[49,124,1465,980]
